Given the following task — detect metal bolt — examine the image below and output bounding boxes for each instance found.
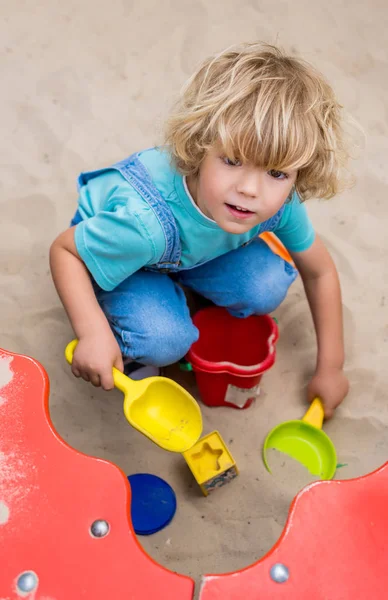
[16,571,38,594]
[270,563,290,583]
[90,519,110,538]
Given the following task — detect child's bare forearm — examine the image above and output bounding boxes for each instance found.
[50,229,124,389]
[303,269,345,371]
[291,236,345,372]
[49,235,112,341]
[291,237,348,415]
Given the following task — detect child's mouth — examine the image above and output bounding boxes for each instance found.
[225,203,255,219]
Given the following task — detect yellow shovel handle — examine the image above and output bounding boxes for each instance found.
[65,339,80,365]
[64,339,137,395]
[301,397,325,429]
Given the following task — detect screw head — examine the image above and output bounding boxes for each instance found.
[270,563,289,583]
[90,519,110,538]
[16,571,38,593]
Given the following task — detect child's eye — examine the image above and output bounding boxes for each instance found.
[223,157,242,167]
[269,169,288,180]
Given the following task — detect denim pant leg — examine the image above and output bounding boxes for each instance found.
[176,238,298,318]
[94,271,199,367]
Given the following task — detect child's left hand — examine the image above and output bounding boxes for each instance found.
[307,366,349,419]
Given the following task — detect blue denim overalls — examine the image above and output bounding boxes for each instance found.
[71,152,297,366]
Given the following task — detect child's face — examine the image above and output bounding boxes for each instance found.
[187,148,297,234]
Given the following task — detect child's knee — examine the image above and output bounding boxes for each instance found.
[120,315,199,367]
[255,260,297,314]
[146,319,199,366]
[237,258,297,316]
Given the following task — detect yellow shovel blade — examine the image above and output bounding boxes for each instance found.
[117,372,203,452]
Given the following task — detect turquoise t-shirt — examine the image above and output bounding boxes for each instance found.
[74,147,315,291]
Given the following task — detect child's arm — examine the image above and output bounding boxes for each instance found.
[290,235,349,417]
[50,227,124,390]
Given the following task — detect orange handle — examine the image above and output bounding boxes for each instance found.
[260,232,294,266]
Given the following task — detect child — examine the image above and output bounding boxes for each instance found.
[50,42,349,417]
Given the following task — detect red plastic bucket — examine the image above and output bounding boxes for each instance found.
[187,306,279,409]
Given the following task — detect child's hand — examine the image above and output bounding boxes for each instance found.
[307,366,349,419]
[71,333,124,391]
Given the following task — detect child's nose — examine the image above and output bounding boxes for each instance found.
[237,173,261,198]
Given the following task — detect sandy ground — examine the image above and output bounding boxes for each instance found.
[1,0,387,595]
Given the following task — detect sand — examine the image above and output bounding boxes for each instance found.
[1,0,387,595]
[264,449,321,487]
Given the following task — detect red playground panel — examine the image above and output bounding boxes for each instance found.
[199,463,388,599]
[0,345,387,599]
[0,347,194,599]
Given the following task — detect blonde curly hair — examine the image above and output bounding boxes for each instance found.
[164,43,349,200]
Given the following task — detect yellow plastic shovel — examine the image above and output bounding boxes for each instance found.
[263,398,337,480]
[65,340,202,453]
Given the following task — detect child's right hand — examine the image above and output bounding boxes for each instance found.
[71,334,124,391]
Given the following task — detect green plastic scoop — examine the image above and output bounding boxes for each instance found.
[263,398,337,480]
